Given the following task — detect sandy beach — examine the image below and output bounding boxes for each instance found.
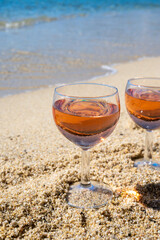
[0,57,160,239]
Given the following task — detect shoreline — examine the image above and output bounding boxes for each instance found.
[1,55,160,100]
[0,56,160,239]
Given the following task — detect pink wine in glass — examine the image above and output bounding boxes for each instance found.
[53,99,120,150]
[125,88,160,130]
[52,83,120,209]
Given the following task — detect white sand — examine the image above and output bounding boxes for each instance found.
[0,57,160,239]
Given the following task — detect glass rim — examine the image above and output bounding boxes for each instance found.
[127,77,160,88]
[54,82,119,99]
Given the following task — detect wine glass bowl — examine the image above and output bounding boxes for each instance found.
[125,78,160,169]
[52,83,120,208]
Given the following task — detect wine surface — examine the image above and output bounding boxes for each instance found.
[53,99,120,149]
[125,88,160,130]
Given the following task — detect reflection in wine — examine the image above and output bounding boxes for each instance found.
[53,99,120,150]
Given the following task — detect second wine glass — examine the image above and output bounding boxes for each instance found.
[52,83,120,209]
[125,78,160,169]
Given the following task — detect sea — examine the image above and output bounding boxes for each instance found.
[1,0,160,97]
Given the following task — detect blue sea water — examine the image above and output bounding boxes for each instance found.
[0,0,160,97]
[0,0,160,29]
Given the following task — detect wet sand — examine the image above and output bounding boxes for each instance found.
[0,57,160,239]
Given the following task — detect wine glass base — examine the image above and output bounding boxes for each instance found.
[134,159,160,170]
[66,181,113,209]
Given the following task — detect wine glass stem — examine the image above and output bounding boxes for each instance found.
[144,130,153,163]
[81,149,91,186]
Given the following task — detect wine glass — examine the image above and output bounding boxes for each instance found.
[125,78,160,169]
[52,83,120,209]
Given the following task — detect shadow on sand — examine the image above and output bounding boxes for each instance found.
[135,183,160,210]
